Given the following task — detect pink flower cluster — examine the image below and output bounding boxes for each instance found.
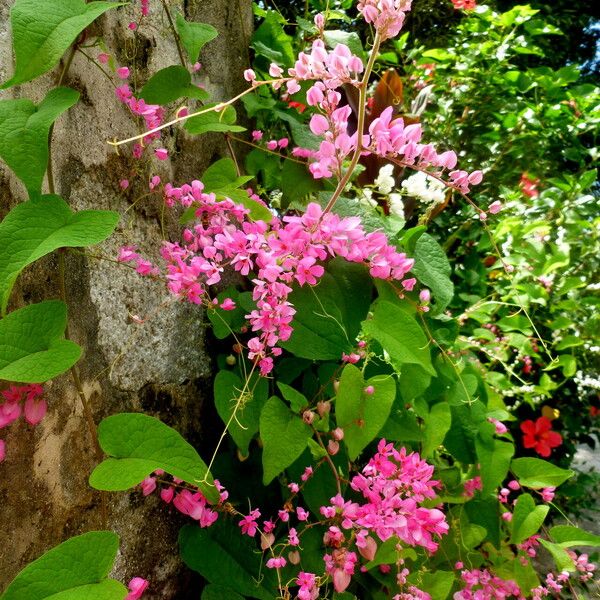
[139,470,227,528]
[115,82,165,157]
[125,577,148,600]
[454,568,522,599]
[320,440,448,553]
[285,39,364,95]
[357,0,413,41]
[140,186,414,375]
[0,385,46,462]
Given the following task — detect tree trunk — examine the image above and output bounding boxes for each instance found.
[0,1,252,597]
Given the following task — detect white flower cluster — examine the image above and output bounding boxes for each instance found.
[400,171,446,205]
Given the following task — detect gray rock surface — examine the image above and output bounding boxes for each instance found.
[0,1,252,596]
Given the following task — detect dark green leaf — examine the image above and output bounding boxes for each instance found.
[0,194,118,313]
[139,65,209,104]
[282,259,372,360]
[260,396,312,484]
[214,370,267,455]
[411,233,454,315]
[1,0,124,88]
[90,413,217,503]
[175,14,218,63]
[179,521,277,600]
[0,531,125,600]
[0,88,79,196]
[511,493,549,544]
[362,301,435,375]
[476,438,514,495]
[0,301,81,383]
[336,364,396,460]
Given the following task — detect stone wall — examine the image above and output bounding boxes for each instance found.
[0,1,252,596]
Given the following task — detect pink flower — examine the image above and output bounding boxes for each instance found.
[140,476,156,496]
[192,62,202,72]
[278,138,289,148]
[252,130,263,141]
[488,417,508,435]
[364,386,375,395]
[119,179,129,190]
[309,114,329,136]
[297,506,309,521]
[220,298,236,310]
[154,148,168,161]
[117,67,130,79]
[266,556,287,569]
[489,200,502,214]
[269,63,283,77]
[243,69,256,82]
[125,577,149,600]
[266,140,278,151]
[239,509,260,536]
[23,396,47,426]
[541,487,556,503]
[98,53,109,64]
[128,21,137,30]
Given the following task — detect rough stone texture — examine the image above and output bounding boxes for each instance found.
[0,1,252,596]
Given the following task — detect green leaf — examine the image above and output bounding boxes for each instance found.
[260,396,312,484]
[175,14,218,63]
[464,497,501,547]
[323,30,365,60]
[362,301,435,375]
[179,521,277,600]
[281,159,322,207]
[419,571,454,600]
[0,301,81,383]
[422,402,451,457]
[549,525,600,548]
[281,259,372,360]
[411,233,454,315]
[0,88,79,196]
[214,370,267,455]
[2,0,124,88]
[0,194,119,314]
[539,539,576,572]
[277,382,308,413]
[184,103,245,135]
[202,158,253,191]
[201,584,244,600]
[252,12,295,66]
[511,493,549,544]
[476,438,514,495]
[89,413,218,503]
[511,457,574,488]
[0,531,126,600]
[336,364,396,460]
[197,158,271,223]
[139,65,209,104]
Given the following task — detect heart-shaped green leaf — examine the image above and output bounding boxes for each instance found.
[175,14,219,63]
[0,301,81,383]
[260,396,312,484]
[0,194,119,314]
[2,0,124,88]
[362,300,435,375]
[179,521,277,600]
[139,65,209,105]
[90,413,218,503]
[0,531,126,600]
[0,88,79,197]
[336,364,397,460]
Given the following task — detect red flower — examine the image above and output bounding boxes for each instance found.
[287,100,306,113]
[451,0,477,9]
[520,417,562,457]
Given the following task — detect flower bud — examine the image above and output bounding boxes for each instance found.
[317,400,331,416]
[327,440,339,455]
